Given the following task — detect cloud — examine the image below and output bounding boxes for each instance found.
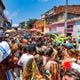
[4,10,18,20]
[4,10,9,18]
[38,0,49,2]
[12,24,19,27]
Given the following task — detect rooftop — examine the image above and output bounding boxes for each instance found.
[54,5,80,15]
[42,5,80,17]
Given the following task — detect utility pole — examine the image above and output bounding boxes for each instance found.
[64,0,68,36]
[25,21,26,28]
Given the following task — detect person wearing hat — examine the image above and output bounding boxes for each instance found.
[0,31,15,80]
[0,40,14,80]
[62,69,80,80]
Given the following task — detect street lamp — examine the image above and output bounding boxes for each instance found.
[64,0,68,36]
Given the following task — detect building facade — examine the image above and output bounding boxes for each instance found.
[41,5,80,38]
[0,0,11,29]
[34,19,45,32]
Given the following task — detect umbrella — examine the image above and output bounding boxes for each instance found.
[30,28,37,32]
[5,29,16,33]
[36,30,42,32]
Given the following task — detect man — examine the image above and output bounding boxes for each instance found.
[0,32,16,80]
[0,40,14,80]
[18,46,34,80]
[62,69,80,80]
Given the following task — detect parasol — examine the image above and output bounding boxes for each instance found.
[36,29,42,32]
[30,28,37,32]
[5,29,16,33]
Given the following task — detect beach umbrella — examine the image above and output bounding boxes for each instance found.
[36,30,42,32]
[30,28,37,32]
[5,29,16,33]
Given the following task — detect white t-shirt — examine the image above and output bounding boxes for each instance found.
[18,53,34,70]
[71,62,80,72]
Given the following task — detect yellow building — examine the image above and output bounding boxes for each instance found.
[34,19,46,32]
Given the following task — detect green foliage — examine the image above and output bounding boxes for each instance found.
[19,21,26,29]
[27,19,37,29]
[19,18,37,29]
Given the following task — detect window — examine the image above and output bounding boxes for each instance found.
[67,25,73,32]
[67,25,73,29]
[67,33,72,36]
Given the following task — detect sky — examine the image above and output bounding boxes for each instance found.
[3,0,80,24]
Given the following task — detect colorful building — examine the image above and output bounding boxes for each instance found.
[41,5,80,37]
[34,19,45,32]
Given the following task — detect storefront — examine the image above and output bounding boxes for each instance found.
[34,20,45,32]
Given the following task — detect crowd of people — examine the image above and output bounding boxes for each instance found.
[0,30,80,80]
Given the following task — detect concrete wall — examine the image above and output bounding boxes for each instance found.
[71,25,76,38]
[47,20,80,39]
[48,25,64,35]
[56,26,64,34]
[75,21,80,39]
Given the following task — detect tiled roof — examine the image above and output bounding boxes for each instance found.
[42,5,80,17]
[54,5,80,15]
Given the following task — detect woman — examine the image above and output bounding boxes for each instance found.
[44,47,58,80]
[18,46,34,80]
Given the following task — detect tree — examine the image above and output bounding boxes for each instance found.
[26,18,37,29]
[19,18,37,29]
[19,21,26,29]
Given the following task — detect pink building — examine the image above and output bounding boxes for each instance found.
[41,5,80,38]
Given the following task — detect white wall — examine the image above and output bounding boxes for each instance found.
[56,26,64,34]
